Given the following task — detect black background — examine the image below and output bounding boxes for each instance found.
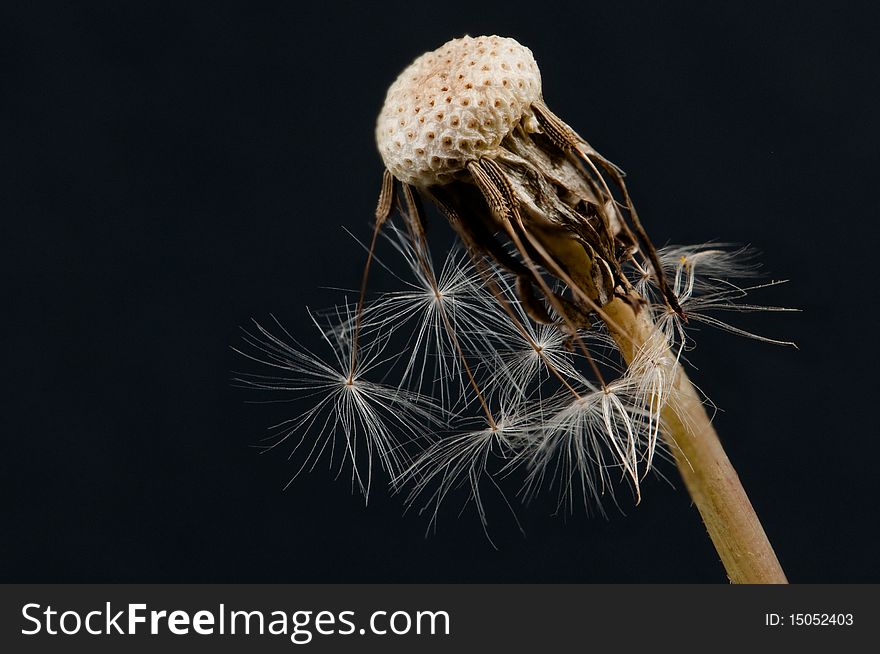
[3,1,878,583]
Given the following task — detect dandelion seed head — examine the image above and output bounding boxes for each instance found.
[237,36,794,539]
[376,35,541,186]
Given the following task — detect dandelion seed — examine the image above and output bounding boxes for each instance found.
[466,272,584,403]
[362,225,506,406]
[633,245,798,349]
[233,311,439,500]
[487,321,578,401]
[397,411,528,545]
[520,341,671,515]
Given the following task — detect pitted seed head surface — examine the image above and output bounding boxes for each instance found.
[376,35,542,186]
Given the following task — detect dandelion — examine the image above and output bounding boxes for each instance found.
[238,35,794,583]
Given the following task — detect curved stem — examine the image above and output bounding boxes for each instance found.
[602,296,788,584]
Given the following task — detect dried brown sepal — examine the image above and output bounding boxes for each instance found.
[400,183,429,248]
[375,168,395,225]
[427,186,531,279]
[528,100,684,318]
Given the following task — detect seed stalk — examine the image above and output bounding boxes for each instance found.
[602,296,788,584]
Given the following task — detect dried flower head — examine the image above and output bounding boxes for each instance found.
[236,35,793,552]
[376,35,542,186]
[375,35,687,332]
